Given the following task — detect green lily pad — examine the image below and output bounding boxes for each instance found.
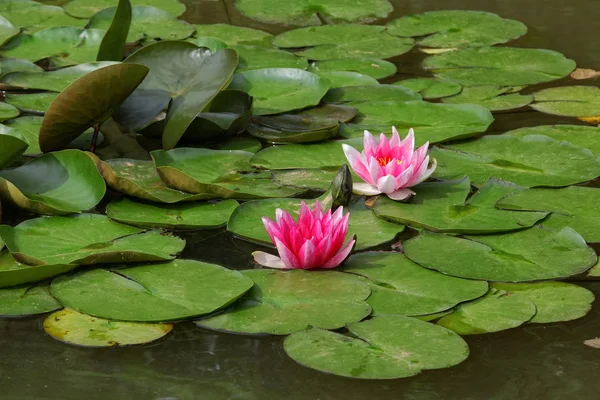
[234,45,308,72]
[1,61,118,92]
[0,102,19,122]
[0,250,75,288]
[373,177,548,234]
[437,290,536,335]
[118,41,238,149]
[393,78,461,99]
[323,84,422,105]
[43,308,173,347]
[64,0,186,18]
[248,104,357,143]
[272,168,347,191]
[186,37,228,53]
[228,68,330,115]
[314,71,379,88]
[97,0,131,62]
[423,47,576,86]
[151,148,304,199]
[386,11,526,49]
[503,125,600,155]
[4,92,58,114]
[404,226,597,282]
[442,86,533,111]
[235,0,392,25]
[0,58,44,77]
[192,24,272,46]
[343,252,488,316]
[195,269,371,335]
[50,259,254,322]
[530,86,600,117]
[0,213,185,265]
[0,27,106,67]
[0,149,106,215]
[351,101,493,144]
[88,6,195,43]
[491,282,594,324]
[274,25,413,60]
[284,316,468,379]
[215,135,262,153]
[497,185,600,243]
[0,284,61,317]
[0,123,27,169]
[39,63,149,152]
[308,58,396,79]
[106,198,239,230]
[91,156,216,203]
[0,16,19,48]
[0,0,84,33]
[431,135,600,187]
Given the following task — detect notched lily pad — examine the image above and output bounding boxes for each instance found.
[393,78,461,99]
[0,250,75,288]
[324,84,422,106]
[308,57,396,79]
[530,86,600,117]
[0,283,61,317]
[443,86,533,112]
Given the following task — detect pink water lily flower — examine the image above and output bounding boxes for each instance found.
[252,201,355,270]
[342,127,437,200]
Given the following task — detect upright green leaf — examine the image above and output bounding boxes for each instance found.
[97,0,132,62]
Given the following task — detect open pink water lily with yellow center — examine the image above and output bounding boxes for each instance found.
[342,127,437,200]
[252,201,355,270]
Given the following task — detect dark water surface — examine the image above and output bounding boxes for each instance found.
[4,0,600,399]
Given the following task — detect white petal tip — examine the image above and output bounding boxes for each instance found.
[352,182,382,196]
[387,188,415,201]
[252,251,289,269]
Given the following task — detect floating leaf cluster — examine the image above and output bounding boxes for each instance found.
[0,0,597,380]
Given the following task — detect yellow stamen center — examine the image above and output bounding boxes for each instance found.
[377,157,401,167]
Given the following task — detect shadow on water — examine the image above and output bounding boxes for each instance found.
[9,0,600,399]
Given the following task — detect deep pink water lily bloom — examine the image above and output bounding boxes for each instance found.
[252,201,355,270]
[342,127,437,200]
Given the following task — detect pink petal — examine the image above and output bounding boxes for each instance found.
[262,217,281,244]
[389,126,401,147]
[394,164,415,188]
[331,206,344,226]
[387,188,415,201]
[353,182,382,196]
[376,174,398,193]
[322,238,356,269]
[363,130,378,157]
[315,235,333,265]
[274,237,301,269]
[368,157,383,183]
[378,133,390,157]
[252,251,288,269]
[342,144,372,184]
[393,128,415,161]
[297,239,317,269]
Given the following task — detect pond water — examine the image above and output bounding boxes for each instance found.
[3,0,600,399]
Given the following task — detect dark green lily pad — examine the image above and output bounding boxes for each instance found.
[404,226,597,282]
[88,6,195,43]
[1,61,118,92]
[323,84,422,105]
[117,41,238,149]
[152,148,304,199]
[314,71,379,87]
[274,25,413,60]
[437,289,536,335]
[215,135,262,153]
[431,135,600,187]
[186,37,228,53]
[0,16,19,48]
[386,11,526,49]
[228,68,330,115]
[248,123,338,144]
[0,102,19,122]
[91,156,216,203]
[503,125,600,155]
[43,308,173,348]
[192,24,272,46]
[373,177,547,233]
[0,149,106,215]
[0,123,27,169]
[0,250,75,288]
[0,0,84,33]
[308,58,396,79]
[271,168,348,191]
[234,45,308,72]
[284,316,468,379]
[0,284,61,317]
[497,185,600,243]
[195,269,371,335]
[0,58,43,77]
[530,86,600,117]
[4,92,58,114]
[443,86,533,111]
[393,78,461,99]
[491,282,594,324]
[235,0,393,25]
[64,0,186,18]
[106,198,239,230]
[50,259,254,322]
[343,252,488,316]
[39,63,149,152]
[0,214,185,265]
[0,27,106,67]
[423,47,576,86]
